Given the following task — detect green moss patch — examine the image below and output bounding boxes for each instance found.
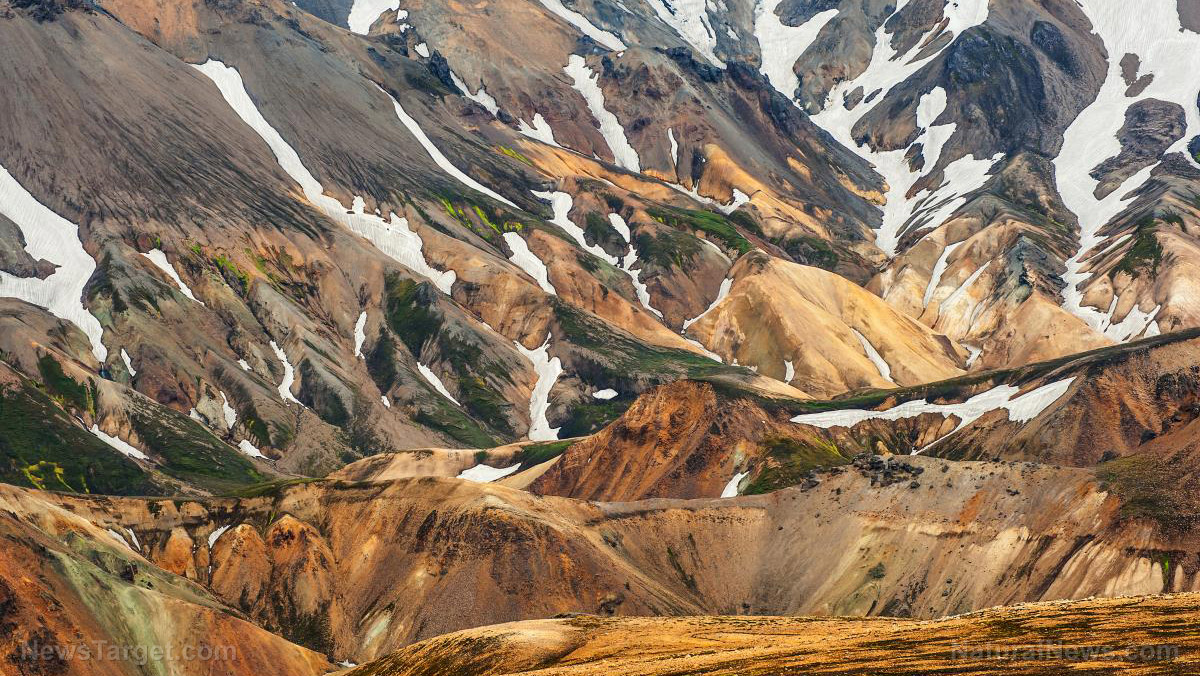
[742,435,851,495]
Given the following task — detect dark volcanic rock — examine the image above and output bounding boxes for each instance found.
[1091,99,1186,198]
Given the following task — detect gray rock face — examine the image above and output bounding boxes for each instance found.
[1091,99,1187,198]
[0,212,55,279]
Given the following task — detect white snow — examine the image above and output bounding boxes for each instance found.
[643,0,724,66]
[534,0,627,51]
[347,0,399,34]
[668,128,680,168]
[515,335,562,441]
[1052,0,1200,341]
[207,525,232,548]
[354,311,368,358]
[593,388,618,400]
[682,277,731,330]
[120,348,136,377]
[142,249,203,304]
[564,55,641,172]
[533,190,618,264]
[220,391,237,429]
[791,377,1077,451]
[923,240,964,309]
[754,2,836,100]
[517,114,562,147]
[784,359,795,384]
[851,328,893,383]
[238,439,267,459]
[107,529,135,551]
[413,42,430,58]
[90,425,150,461]
[503,232,556,294]
[717,188,751,215]
[378,85,517,208]
[417,362,460,405]
[125,528,140,551]
[607,212,632,242]
[449,71,500,116]
[964,344,983,368]
[768,4,993,257]
[457,462,522,482]
[684,337,724,362]
[606,212,664,318]
[380,395,391,408]
[193,60,457,295]
[269,340,302,405]
[237,358,252,372]
[720,470,749,498]
[0,162,107,362]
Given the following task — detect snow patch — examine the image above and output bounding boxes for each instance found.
[457,463,522,482]
[413,42,430,58]
[208,525,232,548]
[535,0,627,51]
[851,329,892,382]
[238,439,266,459]
[923,240,964,309]
[0,162,107,361]
[354,311,368,358]
[90,425,150,461]
[269,340,302,405]
[121,349,136,377]
[449,71,500,116]
[517,113,561,147]
[783,359,795,384]
[347,0,399,34]
[683,277,731,330]
[503,232,556,294]
[220,391,237,429]
[754,2,836,101]
[237,358,252,372]
[515,335,562,441]
[792,377,1077,451]
[193,60,456,294]
[417,362,460,405]
[142,249,202,304]
[592,388,618,400]
[720,471,749,498]
[380,395,392,408]
[564,55,641,171]
[643,0,724,66]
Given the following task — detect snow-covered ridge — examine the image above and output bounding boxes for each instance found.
[192,60,456,295]
[1052,0,1200,342]
[0,162,107,362]
[535,0,627,51]
[791,377,1077,453]
[515,335,562,441]
[417,362,461,405]
[761,3,993,258]
[565,55,641,172]
[142,249,203,304]
[503,231,556,294]
[754,1,836,101]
